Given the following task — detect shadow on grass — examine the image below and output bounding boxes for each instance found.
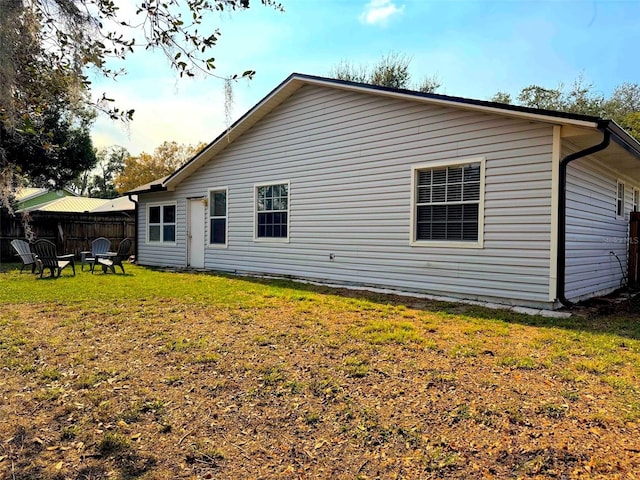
[4,262,639,340]
[212,272,640,341]
[1,423,156,480]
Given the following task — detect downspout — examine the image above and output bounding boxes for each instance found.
[557,125,610,307]
[127,194,138,264]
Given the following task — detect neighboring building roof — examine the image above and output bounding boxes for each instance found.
[14,187,48,202]
[14,187,78,210]
[19,196,135,214]
[90,196,136,213]
[15,187,78,201]
[159,73,640,191]
[26,197,107,213]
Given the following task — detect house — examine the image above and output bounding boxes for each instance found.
[132,73,640,310]
[14,187,77,211]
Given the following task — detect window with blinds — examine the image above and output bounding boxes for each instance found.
[415,163,481,242]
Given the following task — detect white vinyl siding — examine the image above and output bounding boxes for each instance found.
[138,193,186,267]
[563,147,630,302]
[137,85,556,307]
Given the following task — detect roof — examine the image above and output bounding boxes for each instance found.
[14,187,47,202]
[14,187,78,202]
[90,196,136,213]
[19,196,135,214]
[26,197,107,213]
[125,176,169,195]
[146,73,640,191]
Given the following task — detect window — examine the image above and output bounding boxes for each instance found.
[617,180,625,218]
[255,182,289,240]
[633,187,639,213]
[148,204,176,243]
[412,158,484,246]
[209,188,227,246]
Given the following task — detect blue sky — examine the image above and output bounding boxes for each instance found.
[91,0,640,156]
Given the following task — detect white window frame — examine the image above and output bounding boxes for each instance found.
[616,180,626,219]
[410,157,485,249]
[147,202,177,244]
[633,187,639,213]
[208,187,228,248]
[253,180,290,243]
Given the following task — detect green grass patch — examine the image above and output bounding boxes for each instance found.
[358,319,425,345]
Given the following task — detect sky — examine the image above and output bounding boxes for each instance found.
[90,0,640,156]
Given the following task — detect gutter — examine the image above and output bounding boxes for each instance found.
[127,194,139,264]
[556,124,611,307]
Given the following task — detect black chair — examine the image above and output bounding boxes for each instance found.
[10,239,37,273]
[31,239,76,278]
[97,238,132,274]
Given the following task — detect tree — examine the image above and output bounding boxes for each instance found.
[491,76,640,141]
[0,1,97,210]
[329,52,440,93]
[416,75,442,94]
[0,0,283,212]
[115,141,205,193]
[490,91,512,105]
[0,104,97,189]
[604,83,640,140]
[369,52,411,89]
[73,145,129,198]
[1,0,284,123]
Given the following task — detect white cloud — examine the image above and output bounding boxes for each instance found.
[359,0,405,26]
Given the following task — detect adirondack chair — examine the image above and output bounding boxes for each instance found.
[32,239,76,278]
[97,238,132,274]
[10,239,37,273]
[83,237,111,271]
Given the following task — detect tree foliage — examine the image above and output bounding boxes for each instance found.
[74,145,129,198]
[329,52,441,93]
[115,141,205,193]
[0,105,97,189]
[0,0,283,211]
[0,0,97,204]
[491,77,640,141]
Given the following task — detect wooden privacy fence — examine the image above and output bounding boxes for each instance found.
[630,212,640,287]
[1,211,135,263]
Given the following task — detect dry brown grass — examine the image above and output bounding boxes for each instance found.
[0,266,639,479]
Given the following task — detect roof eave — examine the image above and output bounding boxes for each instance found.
[163,73,627,191]
[164,74,306,190]
[602,120,640,159]
[128,184,168,195]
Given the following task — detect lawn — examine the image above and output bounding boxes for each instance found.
[0,264,639,479]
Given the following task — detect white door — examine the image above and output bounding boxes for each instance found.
[188,198,206,268]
